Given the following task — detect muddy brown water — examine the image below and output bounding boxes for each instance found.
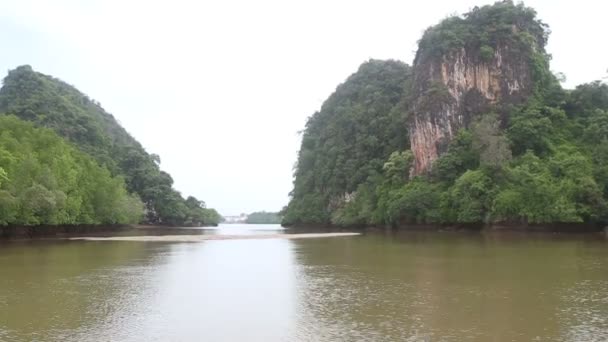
[0,224,607,341]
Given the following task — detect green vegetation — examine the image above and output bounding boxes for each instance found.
[283,1,608,228]
[282,59,412,225]
[245,211,282,224]
[0,116,143,225]
[183,196,222,227]
[0,66,220,227]
[416,0,548,61]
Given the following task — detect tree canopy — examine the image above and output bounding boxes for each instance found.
[282,59,412,225]
[416,0,548,61]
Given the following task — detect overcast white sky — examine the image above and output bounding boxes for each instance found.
[0,0,606,215]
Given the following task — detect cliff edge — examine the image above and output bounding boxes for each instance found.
[409,2,548,174]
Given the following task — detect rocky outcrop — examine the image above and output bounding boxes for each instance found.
[409,42,535,175]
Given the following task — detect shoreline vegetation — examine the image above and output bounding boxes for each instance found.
[286,222,608,234]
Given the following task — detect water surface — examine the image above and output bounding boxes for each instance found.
[1,224,607,341]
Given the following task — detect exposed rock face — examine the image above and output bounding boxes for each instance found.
[409,43,534,175]
[328,191,356,211]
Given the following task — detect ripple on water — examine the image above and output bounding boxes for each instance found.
[293,264,435,341]
[559,280,608,342]
[43,262,166,342]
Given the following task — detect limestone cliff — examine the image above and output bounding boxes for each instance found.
[283,1,557,227]
[408,3,547,175]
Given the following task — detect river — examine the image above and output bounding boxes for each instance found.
[1,224,607,341]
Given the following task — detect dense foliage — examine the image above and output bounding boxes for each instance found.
[245,211,282,224]
[416,0,548,61]
[282,59,412,225]
[283,1,608,228]
[183,196,222,227]
[0,66,220,226]
[0,116,143,225]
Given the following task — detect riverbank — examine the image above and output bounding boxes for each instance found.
[0,225,130,240]
[286,222,607,234]
[0,224,218,240]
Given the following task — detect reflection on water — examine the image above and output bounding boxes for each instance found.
[292,232,608,341]
[0,225,607,341]
[91,223,286,238]
[0,240,165,341]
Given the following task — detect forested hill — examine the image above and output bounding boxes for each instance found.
[283,1,608,228]
[0,65,220,226]
[283,59,412,225]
